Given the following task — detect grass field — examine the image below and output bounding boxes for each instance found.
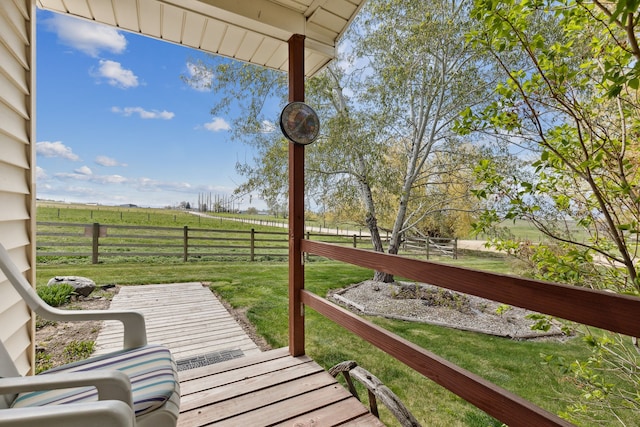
[36,204,477,265]
[34,203,614,426]
[476,218,591,243]
[36,260,594,426]
[38,201,586,243]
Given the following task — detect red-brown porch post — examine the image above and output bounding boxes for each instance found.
[288,34,305,356]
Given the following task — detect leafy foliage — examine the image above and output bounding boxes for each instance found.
[354,0,496,271]
[185,0,503,279]
[461,0,640,293]
[35,352,53,374]
[37,283,74,307]
[457,0,640,422]
[63,340,95,363]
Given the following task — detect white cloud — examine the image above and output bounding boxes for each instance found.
[95,60,139,88]
[36,141,80,161]
[95,175,128,184]
[137,178,194,192]
[185,62,213,91]
[74,166,93,175]
[37,171,254,208]
[204,117,231,132]
[112,106,175,119]
[47,14,127,57]
[260,120,276,133]
[38,183,54,191]
[36,166,47,180]
[95,155,128,167]
[63,185,101,197]
[54,172,91,181]
[54,171,128,185]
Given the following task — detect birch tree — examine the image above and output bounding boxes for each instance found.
[184,0,494,282]
[356,0,492,281]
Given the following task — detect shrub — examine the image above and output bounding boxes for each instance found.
[63,340,95,363]
[35,316,57,329]
[35,352,53,374]
[37,283,74,307]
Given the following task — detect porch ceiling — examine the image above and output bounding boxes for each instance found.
[36,0,366,76]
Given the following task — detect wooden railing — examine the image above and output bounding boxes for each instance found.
[298,240,640,427]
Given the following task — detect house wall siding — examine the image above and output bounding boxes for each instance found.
[0,0,36,376]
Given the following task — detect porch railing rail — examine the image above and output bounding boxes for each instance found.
[299,240,640,427]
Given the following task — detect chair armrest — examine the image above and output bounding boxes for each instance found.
[0,243,146,349]
[39,307,147,349]
[0,370,134,409]
[0,400,135,427]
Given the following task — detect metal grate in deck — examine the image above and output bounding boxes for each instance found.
[176,348,245,371]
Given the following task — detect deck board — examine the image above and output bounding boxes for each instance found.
[93,282,261,360]
[178,348,385,426]
[93,283,385,425]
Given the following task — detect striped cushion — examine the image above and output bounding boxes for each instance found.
[12,344,178,417]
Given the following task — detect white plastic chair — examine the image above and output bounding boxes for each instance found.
[0,243,180,427]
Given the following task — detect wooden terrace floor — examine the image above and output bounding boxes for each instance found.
[93,282,261,360]
[178,347,385,426]
[93,283,385,426]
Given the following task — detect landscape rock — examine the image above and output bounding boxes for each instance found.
[47,276,96,297]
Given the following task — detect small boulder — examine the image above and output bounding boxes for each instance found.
[47,276,96,297]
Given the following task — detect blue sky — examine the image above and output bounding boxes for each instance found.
[36,9,267,209]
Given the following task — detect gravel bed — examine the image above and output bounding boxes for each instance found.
[329,280,566,340]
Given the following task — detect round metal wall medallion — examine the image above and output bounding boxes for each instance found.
[279,102,320,145]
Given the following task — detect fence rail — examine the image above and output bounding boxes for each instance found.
[36,222,458,263]
[35,222,351,263]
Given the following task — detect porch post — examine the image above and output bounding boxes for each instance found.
[288,34,306,356]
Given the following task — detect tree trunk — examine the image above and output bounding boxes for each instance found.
[373,270,394,283]
[366,214,394,282]
[365,213,385,253]
[356,175,391,281]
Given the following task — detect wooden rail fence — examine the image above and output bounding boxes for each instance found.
[36,222,458,264]
[35,222,360,263]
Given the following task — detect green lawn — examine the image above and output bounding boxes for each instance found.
[37,259,595,426]
[33,204,608,426]
[473,219,591,244]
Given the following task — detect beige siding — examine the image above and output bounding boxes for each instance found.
[0,0,36,376]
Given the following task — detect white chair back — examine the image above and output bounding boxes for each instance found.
[0,245,28,409]
[0,338,20,409]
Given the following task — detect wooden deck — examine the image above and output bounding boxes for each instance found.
[178,347,385,426]
[91,283,383,425]
[93,282,261,360]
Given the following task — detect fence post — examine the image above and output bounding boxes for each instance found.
[353,234,357,248]
[454,238,458,260]
[183,226,188,262]
[92,223,100,264]
[250,228,255,261]
[426,238,430,260]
